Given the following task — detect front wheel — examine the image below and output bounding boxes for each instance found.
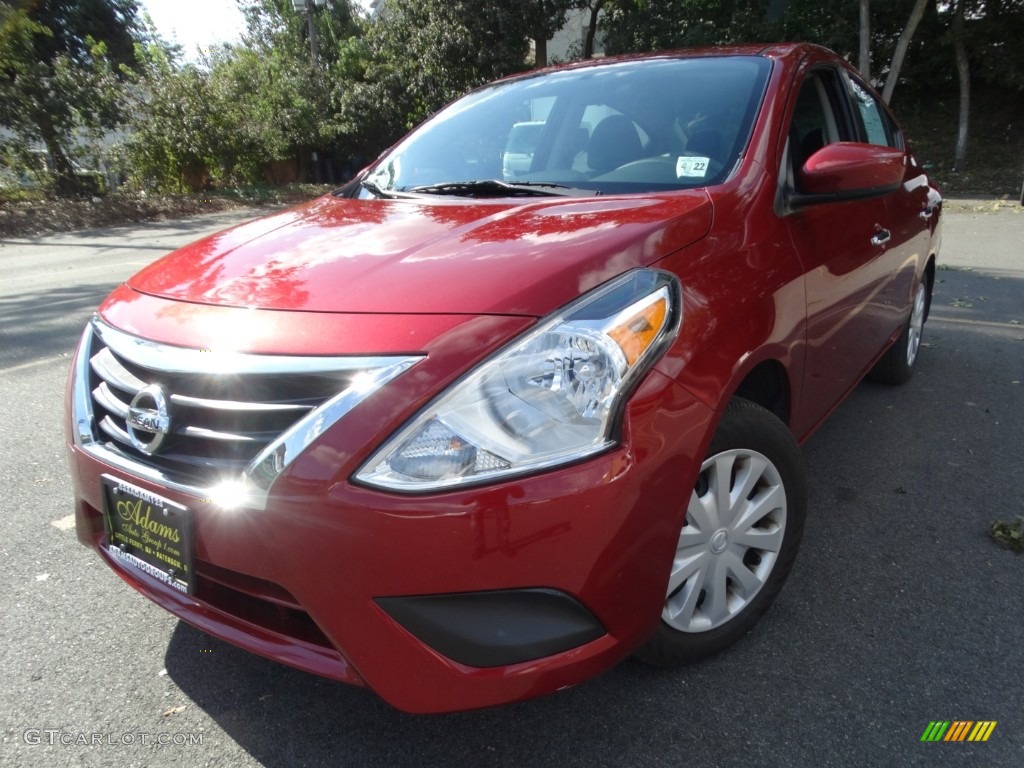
[636,398,807,667]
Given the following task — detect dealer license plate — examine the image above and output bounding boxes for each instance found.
[101,475,194,594]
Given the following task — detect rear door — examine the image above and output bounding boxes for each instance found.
[840,70,936,334]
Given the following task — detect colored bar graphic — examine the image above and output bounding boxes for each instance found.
[968,722,998,742]
[921,721,950,742]
[921,721,996,742]
[945,721,972,741]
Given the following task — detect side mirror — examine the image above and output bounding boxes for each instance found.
[794,142,906,203]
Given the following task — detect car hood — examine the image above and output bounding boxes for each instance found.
[127,191,712,316]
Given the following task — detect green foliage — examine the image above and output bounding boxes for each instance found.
[7,0,1022,197]
[597,0,1024,173]
[519,0,585,46]
[124,1,365,191]
[599,0,913,56]
[600,0,773,54]
[516,0,587,65]
[863,0,1024,105]
[600,0,1024,97]
[990,518,1024,553]
[955,0,1024,91]
[121,52,224,192]
[0,0,146,196]
[338,0,532,152]
[241,0,361,65]
[24,0,143,66]
[0,138,50,198]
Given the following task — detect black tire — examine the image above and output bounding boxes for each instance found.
[636,398,806,667]
[868,275,931,385]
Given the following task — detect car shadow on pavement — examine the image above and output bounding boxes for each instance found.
[162,268,1024,768]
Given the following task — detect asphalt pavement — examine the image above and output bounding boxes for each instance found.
[0,202,1021,767]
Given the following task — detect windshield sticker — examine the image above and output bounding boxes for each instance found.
[676,156,710,178]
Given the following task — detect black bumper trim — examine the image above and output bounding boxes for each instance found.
[376,588,606,668]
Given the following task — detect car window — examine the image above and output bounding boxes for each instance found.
[787,73,842,183]
[363,56,771,196]
[844,74,898,148]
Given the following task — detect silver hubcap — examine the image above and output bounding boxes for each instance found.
[663,449,787,633]
[906,282,926,367]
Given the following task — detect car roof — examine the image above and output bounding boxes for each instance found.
[483,43,835,89]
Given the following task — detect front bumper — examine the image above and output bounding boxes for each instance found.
[66,299,715,713]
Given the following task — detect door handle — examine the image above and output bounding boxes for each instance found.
[919,205,937,220]
[871,228,891,247]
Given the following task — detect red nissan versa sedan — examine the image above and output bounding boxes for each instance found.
[66,43,941,713]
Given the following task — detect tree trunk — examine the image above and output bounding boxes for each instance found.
[534,35,548,68]
[37,117,80,197]
[952,0,970,171]
[881,0,929,104]
[584,0,606,59]
[858,0,870,80]
[306,8,319,67]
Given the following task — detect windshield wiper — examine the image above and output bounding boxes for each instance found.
[359,179,411,199]
[405,179,597,198]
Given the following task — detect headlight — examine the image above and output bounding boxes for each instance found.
[355,270,681,492]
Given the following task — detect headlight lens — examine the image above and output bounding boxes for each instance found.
[355,270,681,491]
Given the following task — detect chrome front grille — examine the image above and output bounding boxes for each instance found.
[71,318,421,505]
[90,343,340,481]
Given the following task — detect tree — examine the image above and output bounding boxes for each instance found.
[517,0,584,67]
[232,1,359,179]
[858,0,870,78]
[0,0,145,195]
[968,0,1024,90]
[880,0,929,103]
[601,0,786,54]
[580,0,607,59]
[124,0,369,189]
[902,0,1024,171]
[601,0,717,53]
[950,0,970,171]
[122,51,224,191]
[240,0,361,68]
[343,0,532,150]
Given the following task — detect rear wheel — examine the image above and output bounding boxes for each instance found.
[868,276,930,385]
[636,398,806,667]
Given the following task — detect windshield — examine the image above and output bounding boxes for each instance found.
[362,56,771,197]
